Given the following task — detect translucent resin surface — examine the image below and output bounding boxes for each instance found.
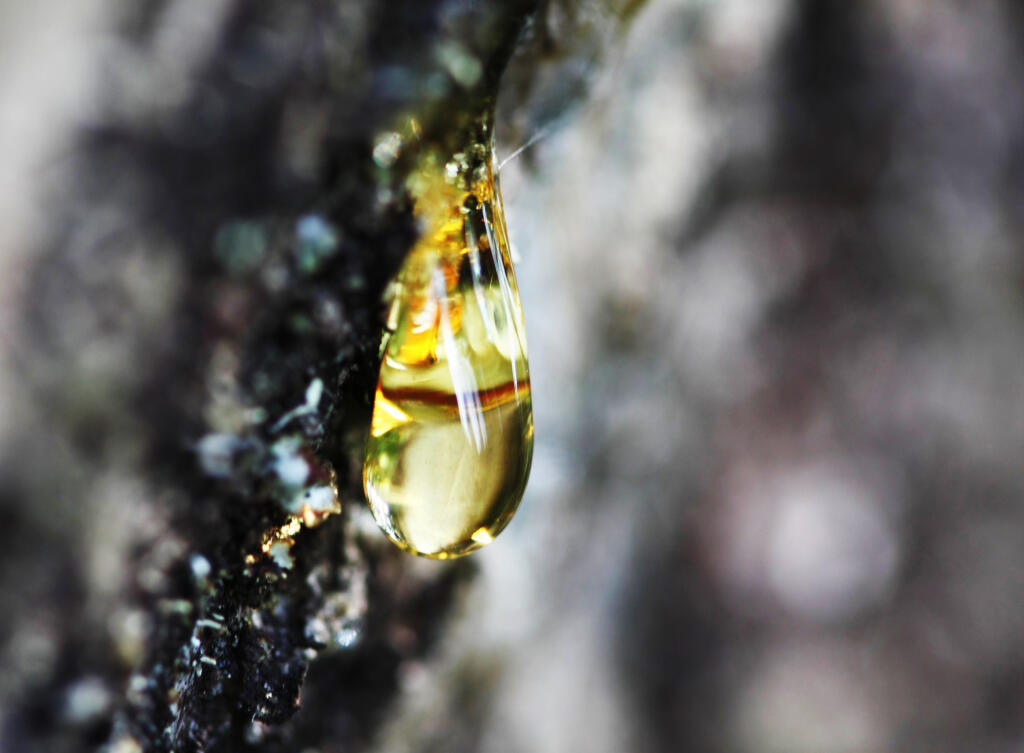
[363,147,533,558]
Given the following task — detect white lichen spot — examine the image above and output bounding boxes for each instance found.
[306,484,337,511]
[373,131,403,168]
[195,433,244,477]
[271,378,324,432]
[270,436,310,490]
[269,540,294,570]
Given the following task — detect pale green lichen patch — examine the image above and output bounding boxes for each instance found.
[214,221,268,274]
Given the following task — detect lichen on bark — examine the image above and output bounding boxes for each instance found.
[2,1,543,751]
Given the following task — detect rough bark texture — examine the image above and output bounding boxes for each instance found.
[3,2,543,751]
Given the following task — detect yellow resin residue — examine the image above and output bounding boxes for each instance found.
[363,144,533,559]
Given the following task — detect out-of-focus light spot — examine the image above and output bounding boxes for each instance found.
[213,221,266,274]
[62,677,112,724]
[436,41,482,88]
[766,466,900,623]
[196,433,243,478]
[733,642,887,753]
[295,215,339,273]
[708,458,902,624]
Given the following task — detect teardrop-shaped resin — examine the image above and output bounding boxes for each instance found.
[363,147,533,559]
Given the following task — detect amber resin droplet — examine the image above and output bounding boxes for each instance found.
[362,140,534,559]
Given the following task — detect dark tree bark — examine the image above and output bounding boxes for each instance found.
[1,2,548,751]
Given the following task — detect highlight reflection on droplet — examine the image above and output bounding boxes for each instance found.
[362,142,533,559]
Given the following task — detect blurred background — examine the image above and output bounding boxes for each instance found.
[3,1,1024,752]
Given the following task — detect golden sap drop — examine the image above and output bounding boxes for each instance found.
[362,143,533,559]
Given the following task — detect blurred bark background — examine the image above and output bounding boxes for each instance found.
[3,1,1024,752]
